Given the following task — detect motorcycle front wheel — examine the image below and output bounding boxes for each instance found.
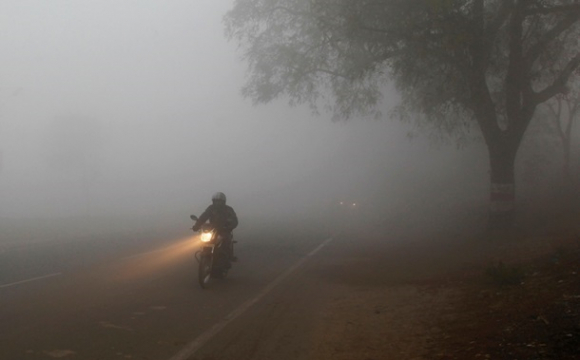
[198,254,212,289]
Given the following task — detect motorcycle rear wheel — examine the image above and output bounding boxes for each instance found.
[212,252,229,279]
[198,255,212,289]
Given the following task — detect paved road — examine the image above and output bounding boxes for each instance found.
[0,222,334,360]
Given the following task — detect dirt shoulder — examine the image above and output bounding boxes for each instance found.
[311,285,453,360]
[428,235,580,360]
[308,221,580,360]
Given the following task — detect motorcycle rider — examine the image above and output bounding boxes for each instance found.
[192,192,239,261]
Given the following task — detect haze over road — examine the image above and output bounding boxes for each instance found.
[0,220,336,360]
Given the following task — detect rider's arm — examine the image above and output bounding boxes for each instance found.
[227,206,238,230]
[193,205,213,231]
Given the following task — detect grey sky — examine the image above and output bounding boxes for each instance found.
[0,1,487,221]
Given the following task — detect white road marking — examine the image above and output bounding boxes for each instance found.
[167,236,334,360]
[0,272,62,289]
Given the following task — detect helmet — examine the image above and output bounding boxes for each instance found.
[212,192,226,203]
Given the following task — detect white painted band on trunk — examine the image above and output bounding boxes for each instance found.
[167,236,335,360]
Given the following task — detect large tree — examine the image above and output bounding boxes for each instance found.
[225,0,580,227]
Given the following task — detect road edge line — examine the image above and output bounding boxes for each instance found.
[0,272,62,289]
[168,236,334,360]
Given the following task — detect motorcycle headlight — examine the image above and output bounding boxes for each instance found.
[200,231,213,243]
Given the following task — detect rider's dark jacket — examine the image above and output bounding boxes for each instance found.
[193,203,238,233]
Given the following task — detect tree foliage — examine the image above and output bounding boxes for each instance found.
[226,0,580,128]
[226,0,580,225]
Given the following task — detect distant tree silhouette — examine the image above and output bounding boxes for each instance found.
[226,0,580,228]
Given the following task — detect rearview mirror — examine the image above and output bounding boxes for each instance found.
[190,215,198,221]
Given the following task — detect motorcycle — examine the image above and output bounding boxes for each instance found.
[190,215,236,289]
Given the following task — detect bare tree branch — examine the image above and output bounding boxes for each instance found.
[534,52,580,104]
[526,12,580,64]
[486,0,515,60]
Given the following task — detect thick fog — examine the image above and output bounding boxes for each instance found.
[0,1,490,233]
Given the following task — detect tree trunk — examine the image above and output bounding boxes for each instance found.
[488,143,517,229]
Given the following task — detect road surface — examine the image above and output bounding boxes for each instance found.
[0,222,340,360]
